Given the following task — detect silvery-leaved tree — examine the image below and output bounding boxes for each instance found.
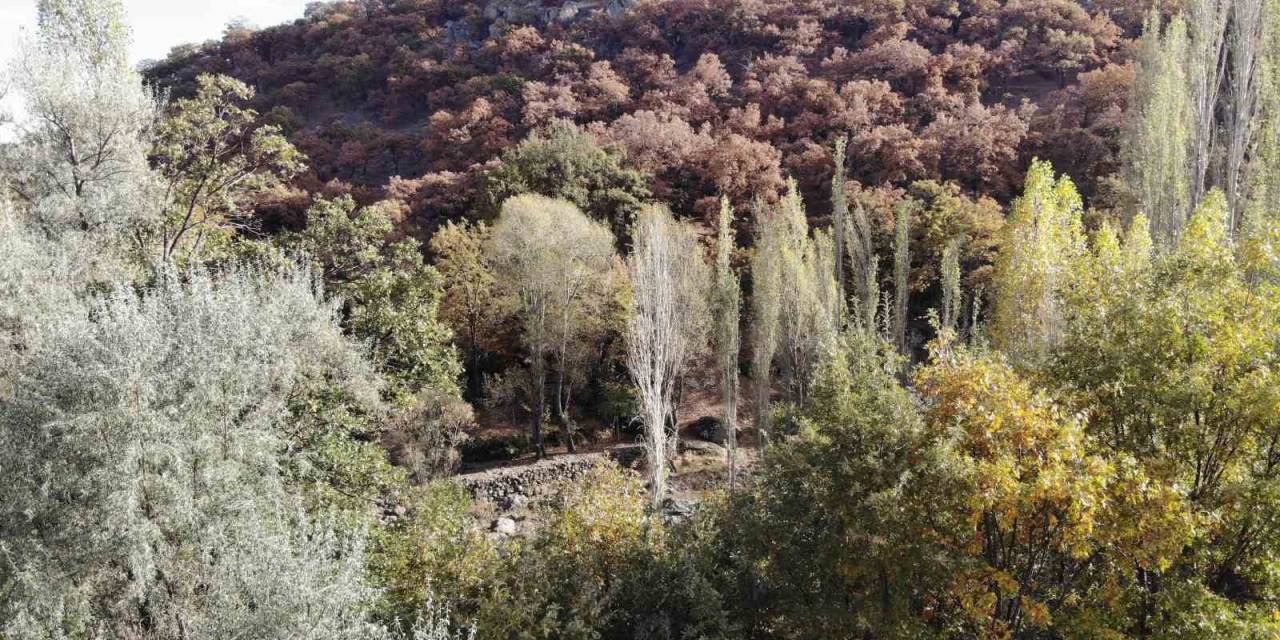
[626,205,710,508]
[6,0,159,254]
[0,205,89,400]
[0,265,391,639]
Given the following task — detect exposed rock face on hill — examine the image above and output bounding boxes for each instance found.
[446,0,641,41]
[482,0,639,25]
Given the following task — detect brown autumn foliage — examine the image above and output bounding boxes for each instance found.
[145,0,1146,236]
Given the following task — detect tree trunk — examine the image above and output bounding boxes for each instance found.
[531,358,546,459]
[754,373,771,450]
[466,333,482,401]
[563,381,577,454]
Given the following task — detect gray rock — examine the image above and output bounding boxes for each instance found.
[492,517,517,536]
[661,498,698,523]
[681,439,726,457]
[462,456,606,504]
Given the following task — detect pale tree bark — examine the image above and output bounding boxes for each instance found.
[626,206,710,508]
[1224,0,1268,230]
[1186,0,1230,215]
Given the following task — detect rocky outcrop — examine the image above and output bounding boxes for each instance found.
[482,0,640,32]
[483,0,639,24]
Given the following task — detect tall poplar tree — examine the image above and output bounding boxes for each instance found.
[991,160,1087,366]
[1185,0,1230,214]
[892,200,912,356]
[750,203,784,449]
[1124,10,1192,245]
[626,206,710,507]
[713,197,742,488]
[831,136,849,307]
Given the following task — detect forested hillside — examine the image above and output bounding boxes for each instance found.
[145,0,1154,231]
[7,0,1280,638]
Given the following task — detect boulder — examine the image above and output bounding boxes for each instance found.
[681,439,726,458]
[492,517,517,536]
[661,498,698,523]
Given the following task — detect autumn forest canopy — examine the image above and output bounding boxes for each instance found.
[7,0,1280,638]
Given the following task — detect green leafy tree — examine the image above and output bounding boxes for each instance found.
[749,201,784,449]
[892,199,912,355]
[1222,0,1269,227]
[487,194,616,457]
[1185,0,1230,214]
[831,136,849,301]
[481,121,651,241]
[1123,10,1192,244]
[291,196,461,401]
[465,466,732,639]
[728,332,964,638]
[148,73,304,265]
[774,180,842,407]
[1242,0,1280,230]
[842,184,879,333]
[1051,191,1280,632]
[917,344,1190,639]
[712,197,742,487]
[940,238,962,332]
[748,180,841,444]
[990,160,1086,366]
[430,220,507,400]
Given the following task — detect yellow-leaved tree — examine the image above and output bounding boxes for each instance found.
[990,160,1086,367]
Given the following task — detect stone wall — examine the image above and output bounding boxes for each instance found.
[459,446,643,504]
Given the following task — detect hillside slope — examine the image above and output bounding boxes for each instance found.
[146,0,1148,233]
